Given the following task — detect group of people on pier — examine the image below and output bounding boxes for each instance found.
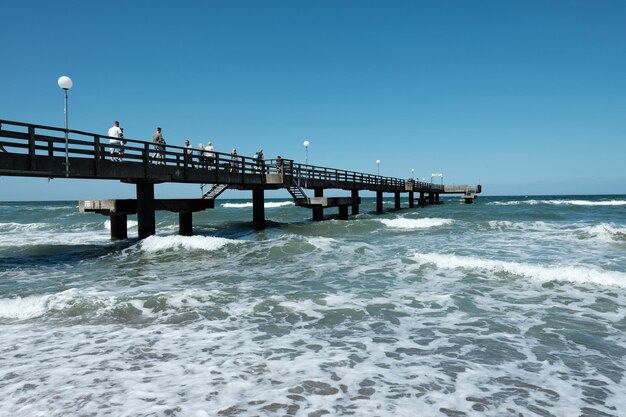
[106,121,265,172]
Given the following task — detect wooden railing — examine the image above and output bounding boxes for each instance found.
[0,119,444,192]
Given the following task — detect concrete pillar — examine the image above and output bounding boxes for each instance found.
[136,182,156,239]
[435,193,440,203]
[351,189,359,215]
[179,212,192,236]
[312,188,324,221]
[110,214,127,240]
[419,191,425,207]
[395,192,401,210]
[252,188,265,228]
[338,205,349,220]
[429,193,435,204]
[409,191,414,208]
[376,191,383,214]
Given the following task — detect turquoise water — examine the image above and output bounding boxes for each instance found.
[1,195,625,416]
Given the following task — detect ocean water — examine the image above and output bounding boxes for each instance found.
[1,195,625,417]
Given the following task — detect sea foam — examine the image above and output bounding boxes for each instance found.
[380,217,453,230]
[0,289,80,320]
[412,252,626,288]
[489,199,626,206]
[221,201,294,209]
[138,235,239,252]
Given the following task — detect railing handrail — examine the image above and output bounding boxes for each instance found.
[1,118,448,192]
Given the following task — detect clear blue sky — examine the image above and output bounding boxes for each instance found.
[1,0,625,200]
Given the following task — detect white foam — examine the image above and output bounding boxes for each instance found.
[0,229,111,247]
[548,199,626,206]
[574,223,626,243]
[306,236,338,251]
[104,219,138,230]
[489,199,626,206]
[138,235,239,252]
[0,222,49,232]
[221,201,294,209]
[0,289,79,320]
[380,217,453,230]
[412,252,626,288]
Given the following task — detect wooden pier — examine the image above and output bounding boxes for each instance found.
[0,119,481,239]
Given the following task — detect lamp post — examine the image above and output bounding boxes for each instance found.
[303,140,310,165]
[376,159,380,176]
[411,168,414,180]
[57,76,73,177]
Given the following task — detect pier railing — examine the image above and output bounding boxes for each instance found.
[0,119,444,193]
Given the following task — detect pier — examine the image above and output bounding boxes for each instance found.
[0,119,481,239]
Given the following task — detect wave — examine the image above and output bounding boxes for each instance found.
[573,224,626,243]
[489,199,626,206]
[138,235,240,252]
[412,252,626,288]
[380,217,453,230]
[485,221,626,243]
[0,289,79,320]
[221,201,294,209]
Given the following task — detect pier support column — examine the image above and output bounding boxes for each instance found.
[136,182,156,239]
[312,188,324,222]
[419,192,425,207]
[338,205,349,220]
[179,212,192,236]
[429,193,435,205]
[435,193,440,203]
[110,214,127,241]
[409,191,414,208]
[395,192,401,210]
[376,191,383,214]
[252,189,265,228]
[351,190,359,215]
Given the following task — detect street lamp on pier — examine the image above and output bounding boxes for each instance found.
[303,140,310,165]
[376,159,380,176]
[57,76,73,177]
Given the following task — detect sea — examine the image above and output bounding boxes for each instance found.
[1,195,625,417]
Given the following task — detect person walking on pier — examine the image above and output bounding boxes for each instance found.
[205,141,215,170]
[107,121,123,162]
[254,148,264,171]
[152,127,165,165]
[184,139,194,168]
[197,143,205,168]
[230,148,239,172]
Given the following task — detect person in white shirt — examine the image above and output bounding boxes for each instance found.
[205,141,215,170]
[184,139,194,168]
[108,121,123,161]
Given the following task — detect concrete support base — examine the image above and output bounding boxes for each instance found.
[351,189,359,215]
[252,189,265,228]
[136,183,156,239]
[409,191,414,208]
[179,212,192,236]
[312,207,324,221]
[395,192,401,210]
[110,214,127,240]
[313,188,324,221]
[338,205,349,220]
[376,191,383,214]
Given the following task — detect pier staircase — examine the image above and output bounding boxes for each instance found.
[287,178,309,204]
[202,184,229,200]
